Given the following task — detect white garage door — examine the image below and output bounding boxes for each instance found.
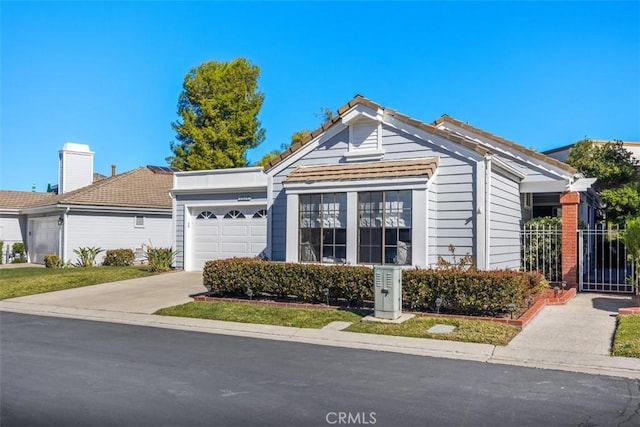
[191,207,267,270]
[28,217,60,264]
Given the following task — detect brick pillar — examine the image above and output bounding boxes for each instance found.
[560,191,580,288]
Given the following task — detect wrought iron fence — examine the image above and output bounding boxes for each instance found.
[520,223,562,283]
[579,225,635,293]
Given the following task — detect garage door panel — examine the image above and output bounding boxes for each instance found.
[221,242,249,253]
[222,225,249,236]
[190,207,267,270]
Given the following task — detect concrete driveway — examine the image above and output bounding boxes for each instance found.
[4,271,204,314]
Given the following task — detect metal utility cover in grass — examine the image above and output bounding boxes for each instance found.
[428,324,457,334]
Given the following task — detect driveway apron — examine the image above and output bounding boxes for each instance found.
[4,271,204,314]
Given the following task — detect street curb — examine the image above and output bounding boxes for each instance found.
[1,300,638,379]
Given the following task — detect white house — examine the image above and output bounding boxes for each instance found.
[171,95,599,272]
[0,143,174,264]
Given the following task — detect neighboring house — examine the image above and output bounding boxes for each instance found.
[544,139,640,180]
[544,139,640,164]
[171,95,599,272]
[0,143,174,264]
[0,191,53,263]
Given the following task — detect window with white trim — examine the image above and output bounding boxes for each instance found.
[358,191,412,265]
[299,193,346,263]
[253,209,267,219]
[224,210,245,219]
[196,211,217,219]
[134,216,145,228]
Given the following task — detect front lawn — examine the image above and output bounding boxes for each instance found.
[612,314,640,358]
[346,316,519,346]
[155,301,363,328]
[155,301,520,345]
[0,267,155,300]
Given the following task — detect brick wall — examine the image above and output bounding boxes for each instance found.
[560,191,580,288]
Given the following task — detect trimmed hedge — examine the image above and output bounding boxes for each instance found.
[104,249,135,266]
[202,259,546,316]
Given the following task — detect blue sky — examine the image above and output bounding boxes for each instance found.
[1,1,639,192]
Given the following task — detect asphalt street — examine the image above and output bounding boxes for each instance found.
[1,312,639,427]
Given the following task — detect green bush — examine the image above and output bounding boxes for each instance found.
[44,254,63,268]
[12,242,26,262]
[145,246,175,272]
[103,249,135,266]
[0,240,4,264]
[202,259,546,315]
[73,246,104,267]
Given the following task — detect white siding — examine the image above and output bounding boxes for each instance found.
[489,169,523,269]
[65,212,172,265]
[0,213,25,263]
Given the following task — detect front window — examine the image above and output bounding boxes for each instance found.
[358,191,412,265]
[299,193,346,263]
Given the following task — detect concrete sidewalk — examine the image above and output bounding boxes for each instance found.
[1,273,638,379]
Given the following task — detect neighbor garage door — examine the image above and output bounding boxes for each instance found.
[190,207,267,270]
[28,216,60,264]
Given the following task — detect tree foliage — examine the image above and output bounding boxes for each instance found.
[253,107,333,168]
[567,139,640,223]
[168,58,265,170]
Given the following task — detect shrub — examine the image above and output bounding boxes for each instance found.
[145,245,175,272]
[44,254,63,268]
[73,246,104,267]
[202,259,546,315]
[522,216,562,282]
[203,258,372,305]
[12,242,26,262]
[0,240,3,264]
[104,249,135,266]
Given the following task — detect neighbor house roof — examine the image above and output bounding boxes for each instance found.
[0,191,55,210]
[24,166,175,210]
[265,95,490,171]
[543,140,640,156]
[284,158,439,183]
[433,114,577,175]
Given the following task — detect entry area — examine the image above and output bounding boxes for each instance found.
[187,206,267,271]
[28,216,60,264]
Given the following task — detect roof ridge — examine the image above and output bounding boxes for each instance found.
[434,115,577,174]
[265,96,489,171]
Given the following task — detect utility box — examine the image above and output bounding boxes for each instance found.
[374,265,402,319]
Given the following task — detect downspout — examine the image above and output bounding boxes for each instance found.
[484,155,492,270]
[62,207,69,263]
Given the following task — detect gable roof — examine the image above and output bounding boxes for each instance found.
[284,158,439,183]
[265,95,576,177]
[433,114,577,175]
[24,166,174,210]
[0,191,56,210]
[265,95,490,172]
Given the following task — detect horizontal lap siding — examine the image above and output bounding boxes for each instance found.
[174,192,267,269]
[66,212,172,265]
[271,125,477,265]
[490,170,522,269]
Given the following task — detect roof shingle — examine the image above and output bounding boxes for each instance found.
[284,158,438,183]
[0,191,55,210]
[1,166,174,211]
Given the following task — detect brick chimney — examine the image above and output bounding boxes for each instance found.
[111,164,116,177]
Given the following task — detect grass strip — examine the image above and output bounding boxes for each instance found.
[346,316,520,346]
[612,314,640,358]
[155,301,362,328]
[0,266,155,300]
